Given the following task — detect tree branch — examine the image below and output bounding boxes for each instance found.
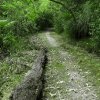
[50,0,77,22]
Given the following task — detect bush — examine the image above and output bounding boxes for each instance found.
[0,20,17,53]
[0,0,54,54]
[68,20,90,40]
[54,18,64,34]
[3,33,16,49]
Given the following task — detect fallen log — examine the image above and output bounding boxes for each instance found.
[10,49,47,100]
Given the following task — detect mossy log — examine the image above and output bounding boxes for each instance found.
[10,49,47,100]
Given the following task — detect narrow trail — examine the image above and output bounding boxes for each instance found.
[45,32,58,47]
[39,32,98,100]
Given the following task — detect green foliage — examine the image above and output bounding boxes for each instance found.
[0,0,54,54]
[51,0,100,54]
[1,0,100,54]
[52,0,91,39]
[3,33,16,50]
[0,20,8,27]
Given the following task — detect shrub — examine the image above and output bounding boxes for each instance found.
[3,33,16,49]
[68,20,90,40]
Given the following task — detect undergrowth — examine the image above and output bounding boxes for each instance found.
[0,34,42,100]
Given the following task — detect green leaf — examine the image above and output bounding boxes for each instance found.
[0,20,8,27]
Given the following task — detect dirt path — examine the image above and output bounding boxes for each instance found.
[45,32,58,47]
[39,32,98,100]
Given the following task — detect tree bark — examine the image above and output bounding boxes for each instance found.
[9,48,47,100]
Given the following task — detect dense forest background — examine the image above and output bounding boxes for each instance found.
[0,0,100,54]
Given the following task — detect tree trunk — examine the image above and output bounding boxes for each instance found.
[9,48,47,100]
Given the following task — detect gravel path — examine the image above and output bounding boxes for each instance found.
[40,32,98,100]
